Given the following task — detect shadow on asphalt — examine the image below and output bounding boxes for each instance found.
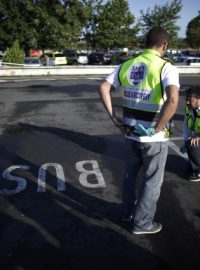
[0,123,200,270]
[0,141,168,270]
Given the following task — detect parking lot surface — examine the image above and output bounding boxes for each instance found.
[0,75,200,270]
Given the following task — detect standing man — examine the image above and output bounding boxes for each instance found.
[181,86,200,181]
[99,27,179,235]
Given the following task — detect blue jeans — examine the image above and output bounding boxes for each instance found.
[186,139,200,172]
[122,139,168,229]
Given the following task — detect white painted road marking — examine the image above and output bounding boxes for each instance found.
[0,160,106,195]
[1,165,29,195]
[76,160,106,188]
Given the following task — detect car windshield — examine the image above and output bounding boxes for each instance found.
[24,58,39,64]
[66,52,76,56]
[78,53,87,56]
[54,54,65,57]
[175,58,185,63]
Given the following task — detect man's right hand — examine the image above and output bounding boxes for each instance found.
[118,123,132,135]
[112,117,132,135]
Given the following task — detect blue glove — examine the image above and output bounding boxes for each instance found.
[180,143,187,154]
[134,124,156,137]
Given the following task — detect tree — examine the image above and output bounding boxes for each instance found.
[37,0,90,50]
[3,40,24,64]
[83,0,104,50]
[85,0,139,51]
[140,0,182,47]
[186,11,200,49]
[0,0,90,52]
[0,1,26,50]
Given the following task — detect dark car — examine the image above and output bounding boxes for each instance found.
[111,51,142,65]
[88,52,111,65]
[63,49,78,64]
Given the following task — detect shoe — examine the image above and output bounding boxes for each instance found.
[121,214,133,222]
[131,222,162,235]
[188,171,200,182]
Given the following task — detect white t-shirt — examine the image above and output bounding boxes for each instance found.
[105,62,180,142]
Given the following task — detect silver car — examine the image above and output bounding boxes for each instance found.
[174,56,200,66]
[77,53,88,64]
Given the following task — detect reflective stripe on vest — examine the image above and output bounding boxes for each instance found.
[118,49,167,121]
[185,105,200,132]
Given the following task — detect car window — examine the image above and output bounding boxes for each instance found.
[179,58,185,63]
[64,50,76,55]
[78,53,87,56]
[67,52,76,57]
[54,53,65,57]
[32,59,39,64]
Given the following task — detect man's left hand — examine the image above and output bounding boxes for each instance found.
[134,124,156,137]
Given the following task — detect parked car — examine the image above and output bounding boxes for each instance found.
[63,49,78,64]
[40,52,67,66]
[24,57,43,67]
[88,52,111,65]
[63,49,88,65]
[111,51,139,65]
[102,53,112,65]
[31,49,42,57]
[174,56,200,66]
[76,52,88,64]
[163,52,174,64]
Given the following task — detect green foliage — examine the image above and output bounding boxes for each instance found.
[3,40,24,64]
[0,0,89,52]
[140,0,182,46]
[186,11,200,49]
[0,0,195,52]
[85,0,139,51]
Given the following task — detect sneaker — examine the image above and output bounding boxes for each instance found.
[131,222,162,235]
[188,171,200,182]
[121,214,133,222]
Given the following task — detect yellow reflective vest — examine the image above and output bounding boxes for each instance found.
[118,49,167,122]
[185,105,200,132]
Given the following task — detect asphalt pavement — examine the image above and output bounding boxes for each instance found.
[0,75,200,270]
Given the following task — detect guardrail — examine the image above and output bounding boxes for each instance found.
[0,64,200,76]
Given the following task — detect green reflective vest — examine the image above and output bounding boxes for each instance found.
[118,49,167,122]
[185,105,200,132]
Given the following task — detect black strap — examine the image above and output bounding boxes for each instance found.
[160,61,167,102]
[123,107,159,122]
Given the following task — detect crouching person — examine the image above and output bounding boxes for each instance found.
[182,86,200,181]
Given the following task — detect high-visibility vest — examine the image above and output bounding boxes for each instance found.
[185,105,200,132]
[118,49,167,122]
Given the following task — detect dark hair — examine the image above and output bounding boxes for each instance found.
[145,26,169,48]
[185,86,200,99]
